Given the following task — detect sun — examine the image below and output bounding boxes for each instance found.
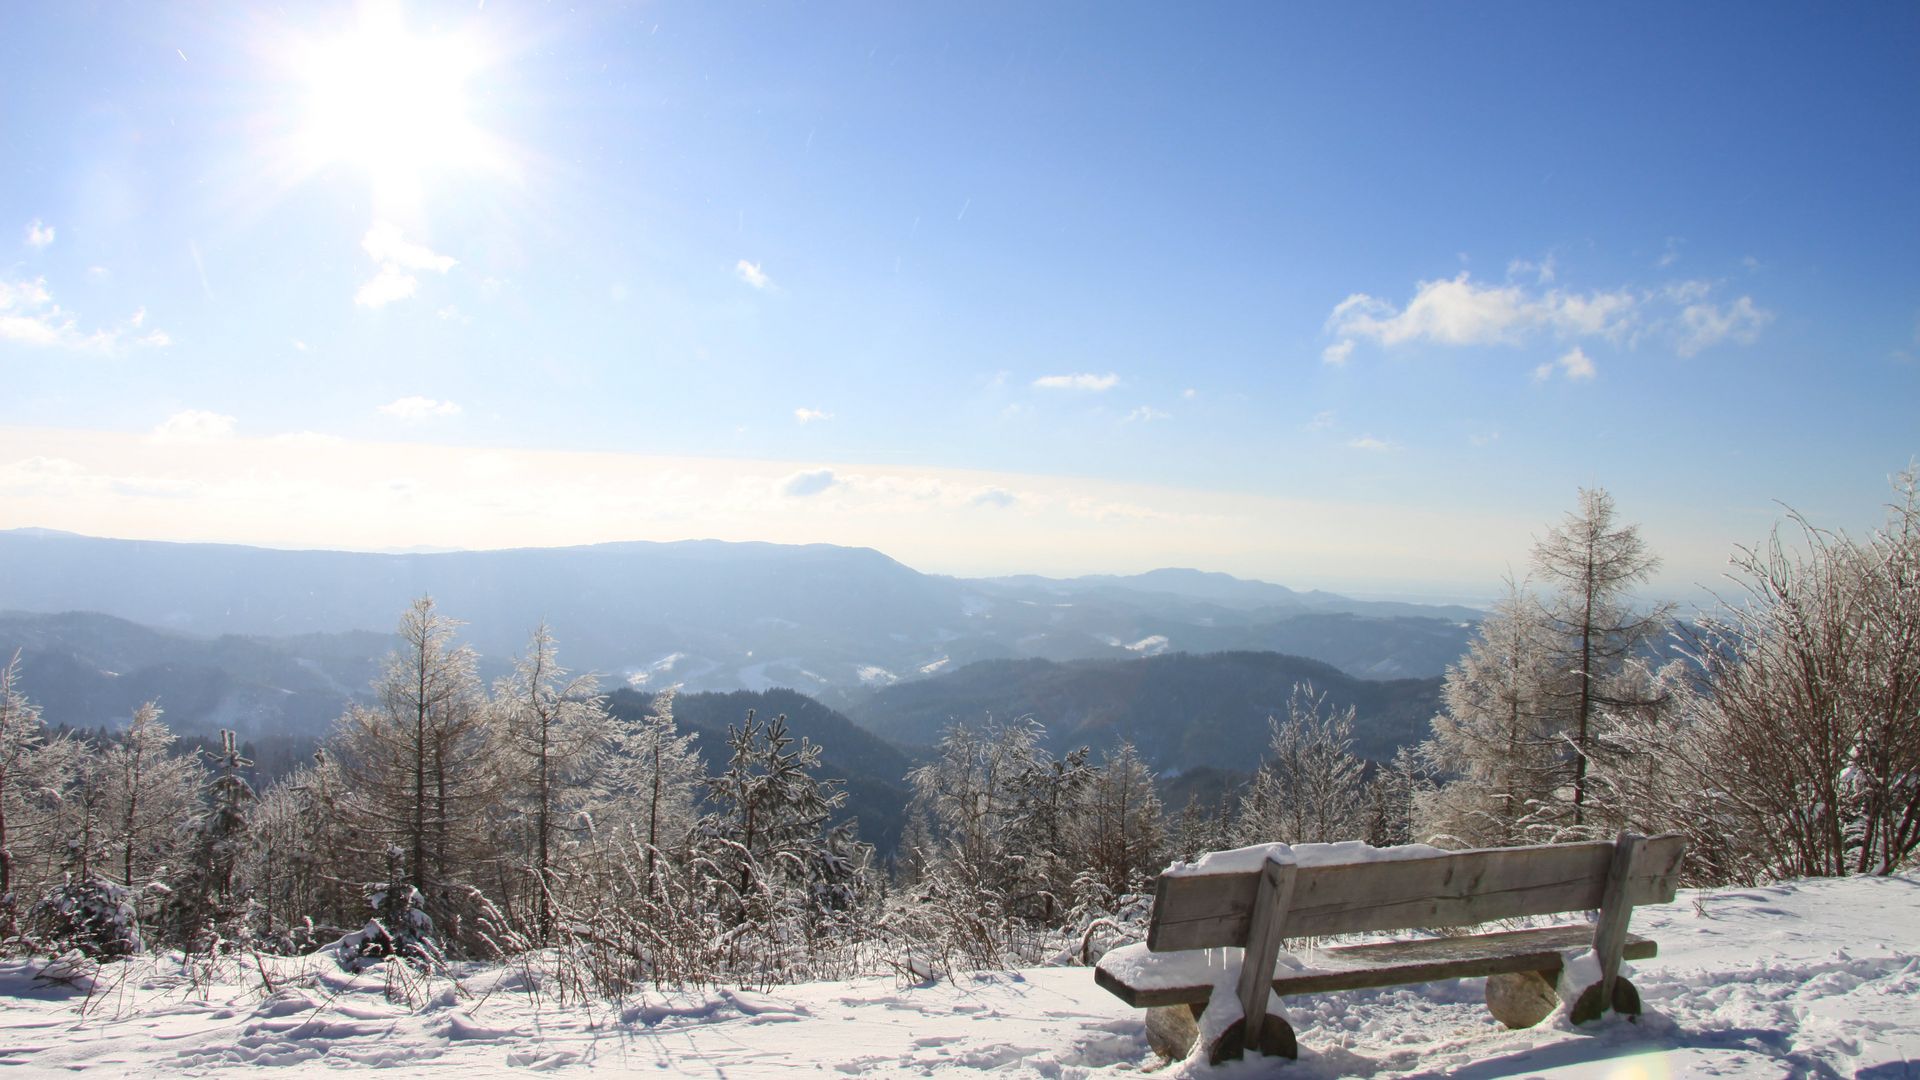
[294,3,497,209]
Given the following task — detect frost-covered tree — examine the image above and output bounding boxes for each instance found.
[332,598,493,899]
[491,624,617,942]
[906,718,1091,921]
[1237,683,1369,845]
[100,702,204,889]
[1076,742,1163,899]
[704,710,849,917]
[612,689,703,870]
[1,654,75,938]
[1533,487,1672,827]
[1420,582,1568,846]
[1613,472,1920,880]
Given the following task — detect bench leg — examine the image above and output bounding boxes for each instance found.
[1208,1008,1299,1064]
[1569,976,1641,1026]
[1485,969,1560,1029]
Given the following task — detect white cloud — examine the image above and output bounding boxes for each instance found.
[1328,273,1638,349]
[362,221,456,272]
[794,407,833,424]
[1306,410,1337,432]
[1658,236,1683,268]
[1323,265,1773,367]
[1182,388,1197,399]
[292,340,310,352]
[971,487,1018,509]
[378,396,462,419]
[0,276,167,352]
[1535,346,1597,383]
[356,222,455,308]
[1125,406,1169,423]
[781,468,838,497]
[735,260,771,289]
[1469,431,1500,446]
[355,264,419,308]
[1347,434,1392,452]
[25,219,54,249]
[1676,296,1772,356]
[153,410,236,443]
[1033,372,1119,391]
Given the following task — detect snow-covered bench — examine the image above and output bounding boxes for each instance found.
[1095,832,1688,1063]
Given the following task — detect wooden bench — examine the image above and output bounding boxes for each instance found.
[1094,832,1687,1063]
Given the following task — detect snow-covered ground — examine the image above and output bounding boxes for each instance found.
[2,874,1915,1077]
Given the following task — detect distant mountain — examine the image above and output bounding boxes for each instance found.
[605,688,916,857]
[0,529,1479,693]
[838,651,1443,773]
[0,610,388,736]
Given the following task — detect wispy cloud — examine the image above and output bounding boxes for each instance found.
[735,260,772,289]
[1534,346,1597,382]
[1125,406,1169,423]
[356,222,455,308]
[378,396,462,419]
[152,409,236,443]
[1657,236,1683,268]
[1306,410,1337,432]
[24,219,54,249]
[1347,434,1393,452]
[1676,296,1772,356]
[1033,372,1119,391]
[1321,339,1354,366]
[793,407,833,424]
[1469,431,1501,446]
[0,276,169,352]
[781,468,837,497]
[971,487,1018,509]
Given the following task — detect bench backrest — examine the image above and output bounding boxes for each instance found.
[1147,835,1687,952]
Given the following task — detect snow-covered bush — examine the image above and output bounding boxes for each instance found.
[27,875,143,959]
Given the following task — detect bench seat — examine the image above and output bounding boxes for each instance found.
[1096,924,1658,1007]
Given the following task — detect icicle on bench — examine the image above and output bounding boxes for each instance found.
[1094,832,1688,1063]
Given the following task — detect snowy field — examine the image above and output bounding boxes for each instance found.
[2,874,1915,1078]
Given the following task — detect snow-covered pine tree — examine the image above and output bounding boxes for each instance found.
[704,710,849,918]
[161,730,255,950]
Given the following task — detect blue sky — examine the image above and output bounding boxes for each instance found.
[2,1,1915,599]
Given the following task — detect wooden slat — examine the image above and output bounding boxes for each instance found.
[1148,835,1686,951]
[1096,926,1658,1008]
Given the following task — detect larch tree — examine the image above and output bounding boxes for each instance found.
[1420,580,1568,846]
[1531,487,1671,828]
[492,623,618,942]
[613,689,704,872]
[1076,741,1163,900]
[333,597,493,898]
